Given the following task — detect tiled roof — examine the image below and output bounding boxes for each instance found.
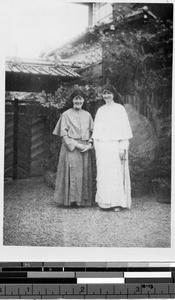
[5,58,80,78]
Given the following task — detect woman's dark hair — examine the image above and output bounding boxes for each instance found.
[102,84,124,105]
[63,89,90,112]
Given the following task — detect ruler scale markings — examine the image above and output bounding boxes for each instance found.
[169,283,175,293]
[141,284,154,295]
[89,283,109,296]
[101,284,113,295]
[6,284,19,295]
[33,284,48,296]
[22,284,32,295]
[88,284,101,295]
[73,284,86,295]
[0,283,174,298]
[45,284,60,295]
[126,283,142,295]
[114,283,131,295]
[60,284,75,295]
[153,283,169,294]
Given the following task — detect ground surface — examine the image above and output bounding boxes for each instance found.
[3,177,171,247]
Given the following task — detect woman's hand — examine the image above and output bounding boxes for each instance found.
[80,143,92,153]
[76,143,86,151]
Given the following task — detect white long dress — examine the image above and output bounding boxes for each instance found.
[92,102,133,209]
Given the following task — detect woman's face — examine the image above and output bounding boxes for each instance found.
[102,90,114,104]
[73,95,84,110]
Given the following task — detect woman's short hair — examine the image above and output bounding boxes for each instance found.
[64,89,89,111]
[69,89,87,103]
[102,84,123,105]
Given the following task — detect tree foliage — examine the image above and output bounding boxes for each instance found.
[100,19,172,99]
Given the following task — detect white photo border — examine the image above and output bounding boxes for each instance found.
[0,0,174,262]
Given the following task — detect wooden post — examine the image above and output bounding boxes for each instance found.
[13,98,19,179]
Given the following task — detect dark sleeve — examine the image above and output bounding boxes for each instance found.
[62,136,78,152]
[52,114,69,137]
[53,114,79,152]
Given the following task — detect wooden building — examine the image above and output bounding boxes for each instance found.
[5,58,80,179]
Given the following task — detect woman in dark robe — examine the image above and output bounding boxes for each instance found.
[53,89,94,207]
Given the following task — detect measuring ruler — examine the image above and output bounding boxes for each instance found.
[0,262,175,298]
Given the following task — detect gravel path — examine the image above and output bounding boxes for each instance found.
[3,178,171,247]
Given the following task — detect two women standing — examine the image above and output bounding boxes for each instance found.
[53,85,133,211]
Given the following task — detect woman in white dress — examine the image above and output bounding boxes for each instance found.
[92,84,133,212]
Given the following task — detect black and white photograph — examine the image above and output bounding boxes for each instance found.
[0,0,174,256]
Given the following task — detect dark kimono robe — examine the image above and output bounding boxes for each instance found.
[53,108,94,206]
